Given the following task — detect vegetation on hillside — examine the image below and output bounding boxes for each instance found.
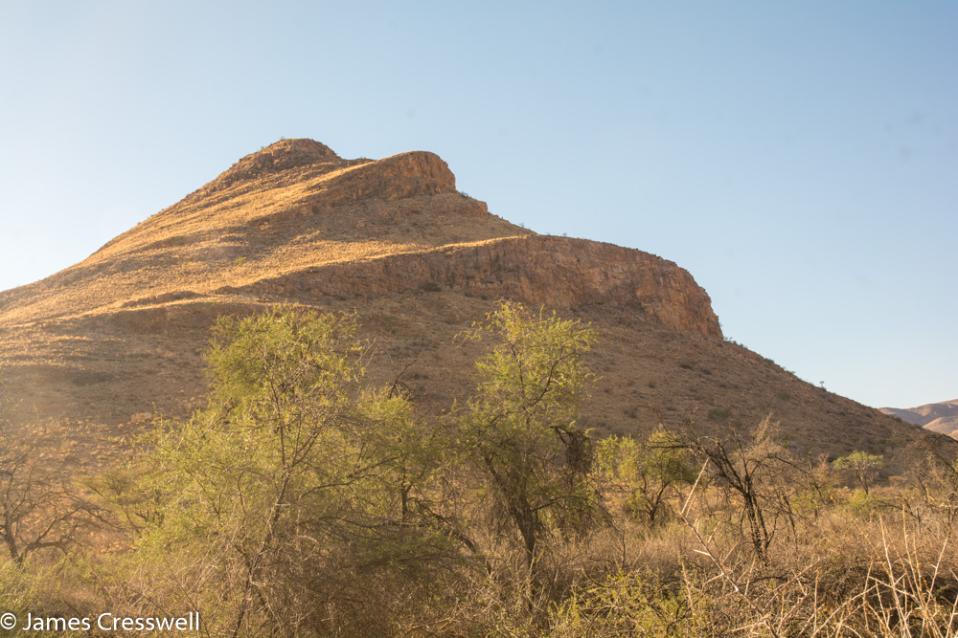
[2,303,958,636]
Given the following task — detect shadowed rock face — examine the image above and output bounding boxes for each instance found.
[0,139,946,470]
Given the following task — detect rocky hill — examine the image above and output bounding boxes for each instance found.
[881,400,958,439]
[0,139,947,469]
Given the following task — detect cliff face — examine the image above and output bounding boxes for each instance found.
[0,139,941,470]
[220,235,720,338]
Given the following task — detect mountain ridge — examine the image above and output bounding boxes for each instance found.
[0,139,947,470]
[881,399,958,439]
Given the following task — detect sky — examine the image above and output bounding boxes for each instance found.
[0,1,955,409]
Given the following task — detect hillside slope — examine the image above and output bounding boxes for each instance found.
[881,400,958,438]
[0,139,946,469]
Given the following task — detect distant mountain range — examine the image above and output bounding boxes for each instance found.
[881,400,958,438]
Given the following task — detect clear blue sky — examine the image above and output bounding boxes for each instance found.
[1,1,955,409]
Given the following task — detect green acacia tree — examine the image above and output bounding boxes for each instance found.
[109,308,453,637]
[595,429,696,524]
[833,450,884,495]
[459,302,598,570]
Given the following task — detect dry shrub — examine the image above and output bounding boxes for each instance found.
[546,489,958,637]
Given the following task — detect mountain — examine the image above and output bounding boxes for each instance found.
[0,139,947,470]
[881,400,958,439]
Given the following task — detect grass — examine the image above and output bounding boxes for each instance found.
[8,447,958,637]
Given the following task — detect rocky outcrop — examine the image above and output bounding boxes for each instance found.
[225,235,721,337]
[307,151,458,206]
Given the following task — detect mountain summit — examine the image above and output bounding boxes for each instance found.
[0,139,941,468]
[199,138,344,194]
[0,139,720,336]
